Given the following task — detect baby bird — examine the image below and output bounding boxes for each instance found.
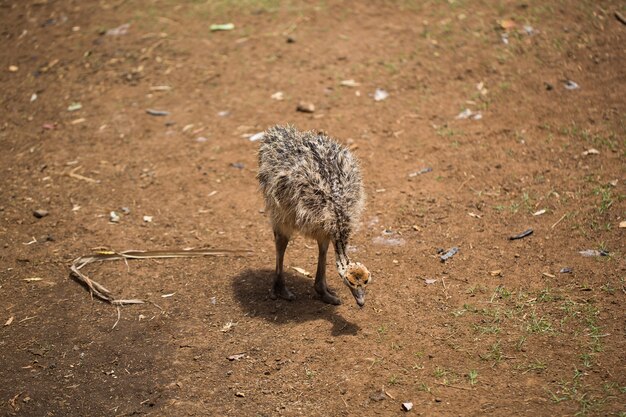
[257,125,371,307]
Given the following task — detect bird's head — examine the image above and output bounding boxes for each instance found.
[342,262,371,307]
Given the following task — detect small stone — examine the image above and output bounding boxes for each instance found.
[402,402,413,411]
[33,209,49,218]
[8,65,18,72]
[374,88,389,101]
[109,211,121,223]
[271,91,284,101]
[227,353,245,361]
[235,392,245,397]
[620,221,626,229]
[296,102,315,113]
[286,36,296,43]
[143,215,153,222]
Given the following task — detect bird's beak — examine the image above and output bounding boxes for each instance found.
[351,287,365,308]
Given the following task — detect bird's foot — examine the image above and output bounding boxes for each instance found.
[315,286,342,305]
[270,282,295,301]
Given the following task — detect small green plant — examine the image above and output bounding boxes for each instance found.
[580,353,593,368]
[417,382,431,393]
[527,313,553,333]
[474,324,500,334]
[537,288,557,303]
[467,369,478,385]
[433,366,449,378]
[593,187,613,214]
[480,341,504,363]
[519,360,547,374]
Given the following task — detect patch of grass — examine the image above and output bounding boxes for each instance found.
[474,323,500,334]
[480,341,504,363]
[548,374,603,416]
[490,285,512,302]
[417,382,431,393]
[467,369,478,385]
[580,353,593,368]
[592,187,614,214]
[388,374,400,385]
[526,312,553,333]
[537,287,561,303]
[433,366,449,379]
[520,359,548,374]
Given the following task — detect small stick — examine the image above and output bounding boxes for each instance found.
[70,248,252,305]
[616,11,626,26]
[551,213,567,229]
[112,306,121,329]
[68,166,98,183]
[384,386,396,400]
[457,176,473,192]
[441,277,451,300]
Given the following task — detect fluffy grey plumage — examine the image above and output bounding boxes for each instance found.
[257,125,370,307]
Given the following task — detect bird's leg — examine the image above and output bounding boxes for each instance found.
[270,230,295,301]
[314,239,341,305]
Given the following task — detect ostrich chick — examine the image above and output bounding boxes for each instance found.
[257,125,371,307]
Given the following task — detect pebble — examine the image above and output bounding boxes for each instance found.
[296,102,315,113]
[109,211,121,223]
[402,402,413,411]
[33,209,49,218]
[374,88,389,101]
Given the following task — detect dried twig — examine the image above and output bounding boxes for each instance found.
[68,166,99,183]
[457,175,474,192]
[441,277,451,300]
[70,248,252,305]
[551,213,568,229]
[112,306,121,329]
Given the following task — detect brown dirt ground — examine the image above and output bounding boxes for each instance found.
[1,0,625,416]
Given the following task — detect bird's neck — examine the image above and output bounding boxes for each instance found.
[333,238,350,277]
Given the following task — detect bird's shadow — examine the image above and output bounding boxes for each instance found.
[231,269,360,336]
